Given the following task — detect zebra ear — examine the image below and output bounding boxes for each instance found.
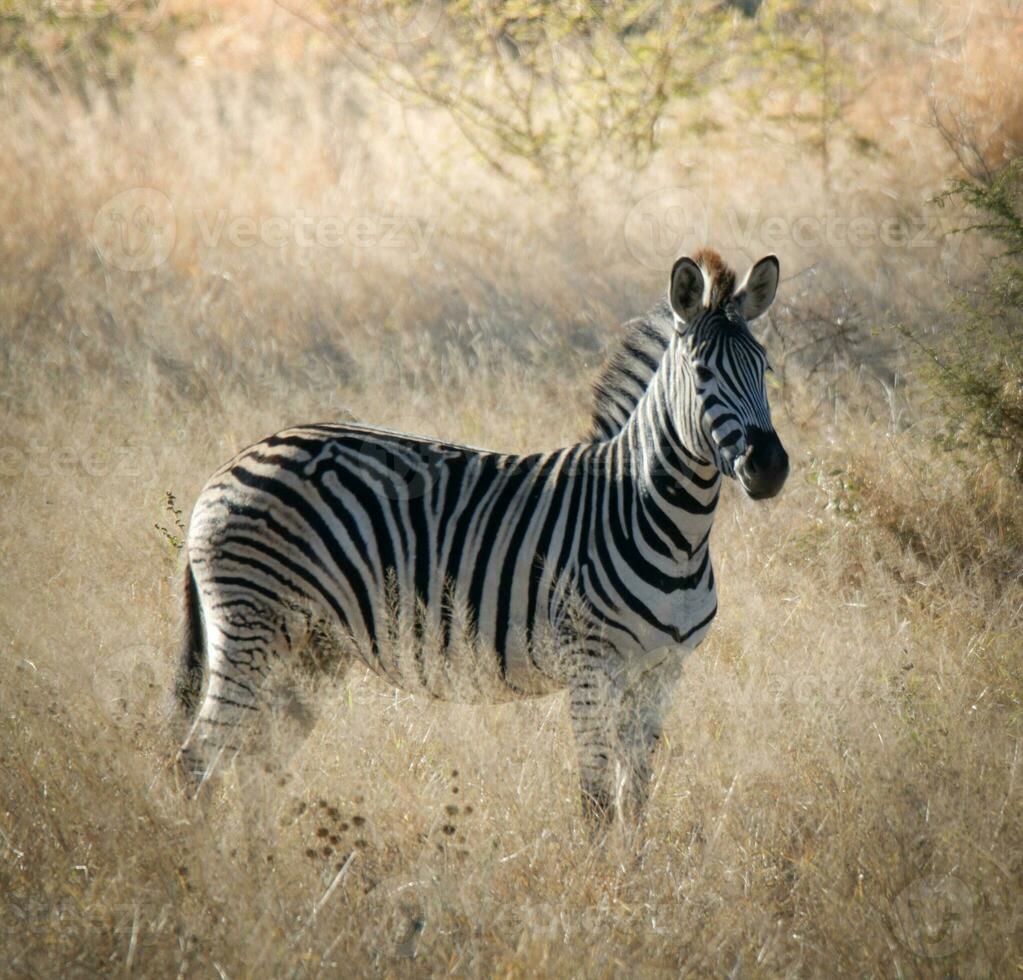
[669,256,705,325]
[734,255,780,321]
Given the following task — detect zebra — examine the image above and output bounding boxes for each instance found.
[175,249,789,821]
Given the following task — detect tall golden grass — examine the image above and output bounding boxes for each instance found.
[1,1,1022,974]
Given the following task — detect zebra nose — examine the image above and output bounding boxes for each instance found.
[736,427,788,499]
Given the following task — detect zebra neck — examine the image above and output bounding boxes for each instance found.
[609,342,721,562]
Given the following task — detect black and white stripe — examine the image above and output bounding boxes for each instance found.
[176,251,787,820]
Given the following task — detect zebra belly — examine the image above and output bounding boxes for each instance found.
[349,626,567,704]
[344,544,571,699]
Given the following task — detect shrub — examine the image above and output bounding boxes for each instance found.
[915,158,1023,478]
[314,0,755,181]
[0,0,199,109]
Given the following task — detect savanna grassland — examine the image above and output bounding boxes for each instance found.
[2,0,1023,975]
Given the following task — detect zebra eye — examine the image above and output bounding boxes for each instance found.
[695,366,714,384]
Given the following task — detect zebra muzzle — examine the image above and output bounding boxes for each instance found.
[735,427,789,500]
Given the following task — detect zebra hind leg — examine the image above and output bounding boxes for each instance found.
[178,594,307,796]
[262,621,354,776]
[177,602,355,796]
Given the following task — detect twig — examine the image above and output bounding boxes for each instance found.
[290,850,358,950]
[125,906,140,973]
[314,850,357,917]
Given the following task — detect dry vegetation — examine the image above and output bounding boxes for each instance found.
[2,0,1022,975]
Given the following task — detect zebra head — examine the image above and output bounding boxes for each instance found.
[668,250,788,500]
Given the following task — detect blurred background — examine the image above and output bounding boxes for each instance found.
[1,0,1022,974]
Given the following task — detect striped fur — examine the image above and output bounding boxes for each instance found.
[177,251,786,821]
[591,248,746,440]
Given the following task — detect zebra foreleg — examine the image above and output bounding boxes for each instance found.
[568,657,623,825]
[569,655,678,826]
[614,683,668,820]
[617,657,684,821]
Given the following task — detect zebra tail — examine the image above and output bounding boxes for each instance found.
[174,553,206,722]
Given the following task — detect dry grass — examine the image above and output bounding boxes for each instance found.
[2,3,1023,976]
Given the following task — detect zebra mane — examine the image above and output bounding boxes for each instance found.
[589,249,738,440]
[588,299,675,440]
